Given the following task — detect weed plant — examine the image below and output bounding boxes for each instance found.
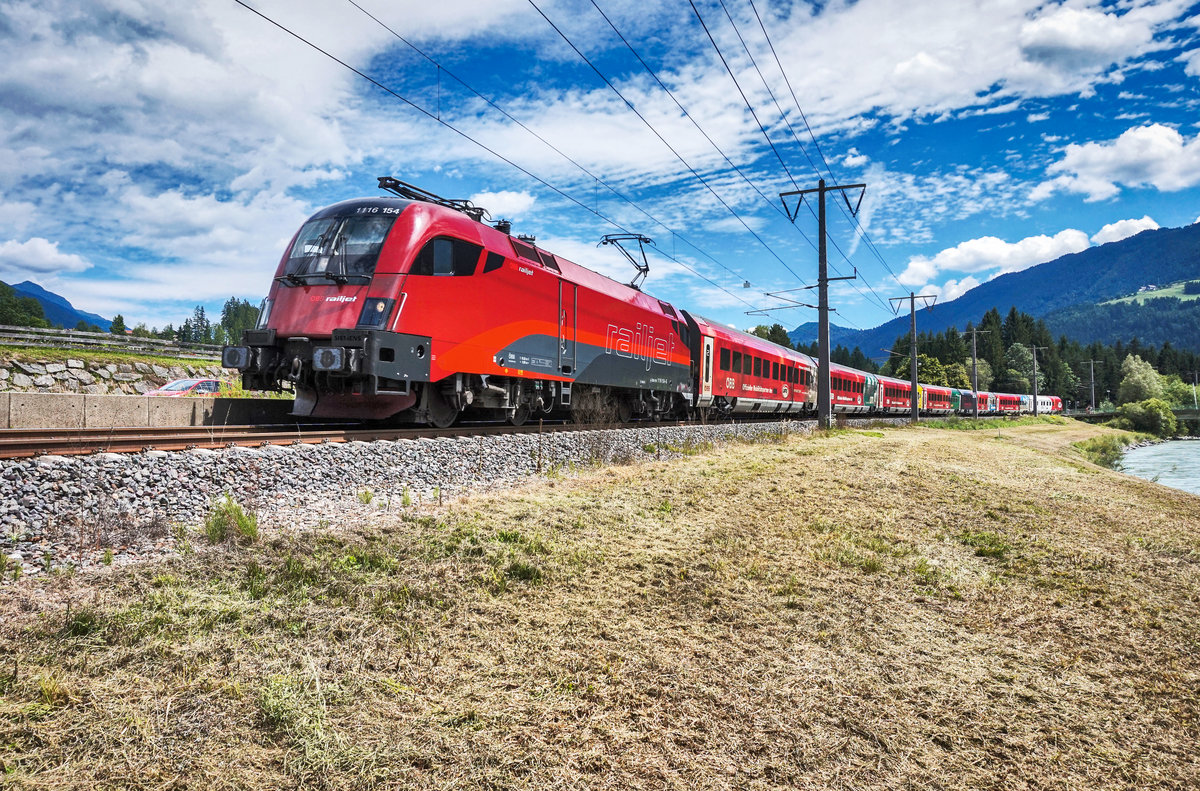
[203,495,259,544]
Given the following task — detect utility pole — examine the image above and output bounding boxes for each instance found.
[1029,344,1047,416]
[889,292,937,424]
[1083,360,1103,411]
[966,328,990,419]
[780,179,865,429]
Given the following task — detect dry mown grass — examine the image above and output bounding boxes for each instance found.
[1,422,1198,789]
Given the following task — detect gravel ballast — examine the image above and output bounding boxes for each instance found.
[0,418,898,578]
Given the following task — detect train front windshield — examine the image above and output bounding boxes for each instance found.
[284,214,398,279]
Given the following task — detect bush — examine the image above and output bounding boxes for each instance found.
[1074,434,1133,469]
[1110,398,1177,438]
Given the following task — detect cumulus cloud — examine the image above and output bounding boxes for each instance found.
[1090,215,1159,244]
[842,149,870,168]
[1031,123,1200,201]
[0,238,91,279]
[1018,5,1157,73]
[898,229,1090,286]
[470,190,536,218]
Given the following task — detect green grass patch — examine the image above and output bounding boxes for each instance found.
[203,495,259,544]
[921,415,1067,430]
[957,530,1012,560]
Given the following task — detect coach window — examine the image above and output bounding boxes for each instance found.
[744,355,753,375]
[719,348,731,371]
[732,351,742,372]
[410,237,483,276]
[753,357,761,377]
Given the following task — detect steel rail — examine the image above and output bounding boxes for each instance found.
[0,417,764,459]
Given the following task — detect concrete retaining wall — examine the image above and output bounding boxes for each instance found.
[0,393,297,429]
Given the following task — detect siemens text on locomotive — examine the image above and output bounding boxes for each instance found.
[222,179,1062,426]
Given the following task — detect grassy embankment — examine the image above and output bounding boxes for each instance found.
[1,420,1198,789]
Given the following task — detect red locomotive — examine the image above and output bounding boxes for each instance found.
[223,179,1063,424]
[223,179,692,426]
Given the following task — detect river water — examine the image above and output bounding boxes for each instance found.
[1121,440,1200,496]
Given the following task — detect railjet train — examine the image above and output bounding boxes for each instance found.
[222,179,1062,426]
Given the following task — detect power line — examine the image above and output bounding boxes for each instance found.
[712,0,896,314]
[745,0,904,287]
[232,0,759,310]
[527,0,811,287]
[688,0,798,190]
[588,0,889,330]
[585,0,815,250]
[692,0,892,316]
[342,0,770,303]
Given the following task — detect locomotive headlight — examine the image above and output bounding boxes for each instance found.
[222,346,251,370]
[355,298,394,328]
[312,346,346,372]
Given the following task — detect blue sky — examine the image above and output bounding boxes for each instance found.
[1,0,1199,335]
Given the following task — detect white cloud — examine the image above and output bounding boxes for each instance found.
[1180,48,1200,76]
[898,229,1090,286]
[1032,123,1200,201]
[0,0,1197,331]
[842,149,869,168]
[0,238,91,279]
[470,190,536,219]
[1018,6,1157,73]
[1027,112,1049,122]
[1090,215,1159,245]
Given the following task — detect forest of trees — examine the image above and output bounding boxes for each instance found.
[752,309,1200,410]
[882,306,1200,408]
[0,283,51,328]
[108,298,259,346]
[750,323,880,373]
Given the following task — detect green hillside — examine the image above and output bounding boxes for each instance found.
[1101,279,1200,306]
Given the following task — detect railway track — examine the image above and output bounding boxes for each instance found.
[0,417,751,459]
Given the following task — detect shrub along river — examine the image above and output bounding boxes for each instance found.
[1121,440,1200,496]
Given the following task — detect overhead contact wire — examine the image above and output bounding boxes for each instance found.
[746,0,905,287]
[695,0,892,316]
[342,0,757,293]
[233,0,759,309]
[526,0,812,288]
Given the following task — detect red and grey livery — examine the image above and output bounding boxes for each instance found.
[224,179,1063,425]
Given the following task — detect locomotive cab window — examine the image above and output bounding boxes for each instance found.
[482,252,505,274]
[410,237,483,276]
[284,213,398,279]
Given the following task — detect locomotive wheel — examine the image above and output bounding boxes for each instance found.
[425,385,459,428]
[615,399,633,423]
[508,403,530,426]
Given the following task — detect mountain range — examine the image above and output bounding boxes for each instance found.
[790,222,1200,357]
[7,280,112,331]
